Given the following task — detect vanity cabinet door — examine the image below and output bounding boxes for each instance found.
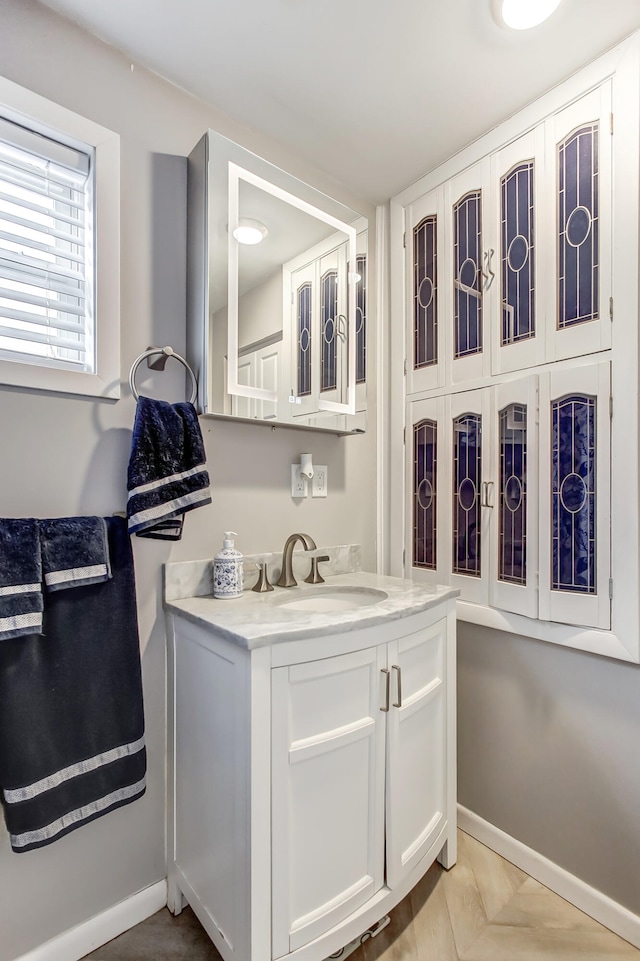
[385,619,447,889]
[270,646,387,958]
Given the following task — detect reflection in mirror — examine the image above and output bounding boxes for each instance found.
[186,130,368,434]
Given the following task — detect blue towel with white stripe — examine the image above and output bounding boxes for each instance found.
[40,517,111,592]
[0,519,44,641]
[0,517,146,853]
[126,396,212,540]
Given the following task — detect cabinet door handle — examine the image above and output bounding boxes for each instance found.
[482,248,495,290]
[392,664,402,708]
[481,480,495,508]
[380,668,390,712]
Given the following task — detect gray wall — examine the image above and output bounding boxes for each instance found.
[458,622,640,915]
[0,3,376,959]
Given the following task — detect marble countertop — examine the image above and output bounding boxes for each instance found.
[165,571,459,650]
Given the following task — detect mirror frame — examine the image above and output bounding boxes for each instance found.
[186,129,369,434]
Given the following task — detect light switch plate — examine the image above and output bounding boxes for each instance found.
[312,465,328,497]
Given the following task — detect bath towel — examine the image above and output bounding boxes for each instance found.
[127,396,211,540]
[40,516,111,592]
[0,518,43,641]
[0,517,146,853]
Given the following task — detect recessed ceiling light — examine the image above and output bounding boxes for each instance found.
[501,0,562,29]
[232,219,268,245]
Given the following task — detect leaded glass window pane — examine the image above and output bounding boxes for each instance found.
[558,124,599,329]
[453,192,482,358]
[499,404,527,584]
[413,419,437,570]
[321,268,337,392]
[551,394,596,593]
[414,216,437,368]
[356,254,366,384]
[501,162,535,345]
[453,413,481,576]
[297,281,311,397]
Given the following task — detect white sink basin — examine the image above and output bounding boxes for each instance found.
[274,586,388,613]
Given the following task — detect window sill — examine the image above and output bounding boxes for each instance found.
[457,600,638,663]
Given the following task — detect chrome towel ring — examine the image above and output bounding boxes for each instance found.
[128,346,198,404]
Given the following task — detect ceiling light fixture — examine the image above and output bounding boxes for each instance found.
[501,0,562,29]
[232,218,268,245]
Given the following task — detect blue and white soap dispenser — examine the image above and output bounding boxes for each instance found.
[213,531,244,599]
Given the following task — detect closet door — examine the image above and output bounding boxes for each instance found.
[489,376,539,619]
[446,159,493,386]
[490,128,546,375]
[406,395,447,585]
[406,187,446,393]
[544,81,613,363]
[449,389,492,605]
[538,362,611,629]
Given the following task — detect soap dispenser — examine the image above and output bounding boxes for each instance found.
[213,531,244,599]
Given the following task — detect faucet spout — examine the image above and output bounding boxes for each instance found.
[277,533,317,588]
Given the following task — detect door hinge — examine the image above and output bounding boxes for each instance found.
[403,231,406,248]
[609,296,613,321]
[403,426,406,445]
[403,358,407,376]
[609,395,613,419]
[402,549,406,568]
[610,112,614,135]
[609,578,613,599]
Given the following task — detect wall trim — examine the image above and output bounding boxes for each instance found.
[12,879,167,961]
[458,805,640,950]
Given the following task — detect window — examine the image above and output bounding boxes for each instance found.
[0,76,119,398]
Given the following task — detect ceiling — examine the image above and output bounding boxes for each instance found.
[37,0,640,203]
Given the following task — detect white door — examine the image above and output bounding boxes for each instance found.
[446,158,493,385]
[385,621,447,889]
[538,361,611,629]
[544,81,613,363]
[489,376,539,618]
[271,647,386,957]
[405,186,446,394]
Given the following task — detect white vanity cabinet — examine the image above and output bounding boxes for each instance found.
[166,577,457,961]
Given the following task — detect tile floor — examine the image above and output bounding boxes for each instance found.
[83,831,640,961]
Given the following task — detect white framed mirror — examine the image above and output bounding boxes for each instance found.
[186,130,369,434]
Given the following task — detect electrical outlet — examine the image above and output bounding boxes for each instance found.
[312,465,328,497]
[291,464,308,498]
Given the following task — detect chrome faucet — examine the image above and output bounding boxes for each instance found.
[277,532,317,588]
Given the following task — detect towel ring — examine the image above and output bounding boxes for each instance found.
[128,346,198,404]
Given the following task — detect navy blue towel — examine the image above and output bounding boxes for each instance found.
[0,518,43,641]
[40,516,111,592]
[127,396,211,540]
[0,517,146,853]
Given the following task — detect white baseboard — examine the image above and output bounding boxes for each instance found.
[458,805,640,950]
[13,879,167,961]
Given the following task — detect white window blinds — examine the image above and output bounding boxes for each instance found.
[0,116,95,372]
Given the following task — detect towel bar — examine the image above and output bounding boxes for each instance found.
[129,346,198,404]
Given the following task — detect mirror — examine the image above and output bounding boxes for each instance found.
[186,130,368,434]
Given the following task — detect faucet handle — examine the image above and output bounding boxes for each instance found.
[304,554,330,585]
[251,561,274,593]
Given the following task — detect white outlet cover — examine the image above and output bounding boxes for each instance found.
[312,465,328,497]
[291,464,308,498]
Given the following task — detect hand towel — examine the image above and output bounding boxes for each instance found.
[126,396,211,540]
[40,516,111,592]
[0,518,43,641]
[0,517,146,853]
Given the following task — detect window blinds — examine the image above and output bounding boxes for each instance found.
[0,116,94,372]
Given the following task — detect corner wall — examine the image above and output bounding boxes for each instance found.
[457,622,640,917]
[0,3,377,958]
